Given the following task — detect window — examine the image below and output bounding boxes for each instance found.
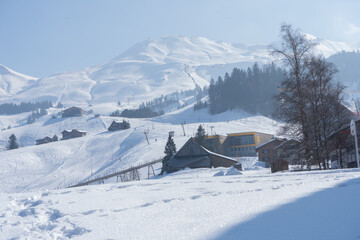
[263,157,270,161]
[262,149,270,154]
[231,134,255,146]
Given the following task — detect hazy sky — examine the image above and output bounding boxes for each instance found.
[1,0,359,77]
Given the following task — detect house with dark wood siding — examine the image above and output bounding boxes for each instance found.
[166,138,238,173]
[61,130,86,140]
[61,107,84,118]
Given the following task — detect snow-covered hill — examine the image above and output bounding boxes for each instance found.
[0,64,37,96]
[0,105,279,194]
[1,35,359,110]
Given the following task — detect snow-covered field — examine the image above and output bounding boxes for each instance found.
[1,167,359,240]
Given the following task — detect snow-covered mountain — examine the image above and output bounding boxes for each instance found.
[0,64,37,95]
[1,35,359,111]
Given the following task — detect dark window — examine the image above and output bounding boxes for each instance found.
[231,134,255,146]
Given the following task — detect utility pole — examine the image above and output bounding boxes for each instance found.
[181,121,186,136]
[353,99,360,120]
[350,119,360,168]
[144,131,150,145]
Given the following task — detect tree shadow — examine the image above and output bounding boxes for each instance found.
[212,178,360,240]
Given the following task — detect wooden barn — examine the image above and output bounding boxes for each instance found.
[36,136,53,145]
[61,130,86,140]
[108,120,130,131]
[255,137,286,165]
[271,139,302,173]
[166,138,238,173]
[329,119,360,168]
[61,107,84,118]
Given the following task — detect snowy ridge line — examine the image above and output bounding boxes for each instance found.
[67,158,163,188]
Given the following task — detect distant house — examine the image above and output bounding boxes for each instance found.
[329,119,360,168]
[166,138,238,173]
[108,120,130,131]
[255,138,287,166]
[222,132,274,157]
[272,139,302,173]
[61,130,86,140]
[255,138,302,173]
[61,107,84,118]
[36,136,53,145]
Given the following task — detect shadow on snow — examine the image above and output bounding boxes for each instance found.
[212,178,360,240]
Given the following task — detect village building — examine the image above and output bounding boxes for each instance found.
[108,120,130,131]
[36,136,53,145]
[255,137,287,166]
[271,139,302,173]
[166,138,238,173]
[61,107,84,118]
[61,129,86,140]
[255,138,302,173]
[222,132,274,157]
[329,119,360,168]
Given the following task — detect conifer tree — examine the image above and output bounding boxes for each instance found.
[52,135,59,141]
[161,135,177,174]
[7,134,19,150]
[194,125,207,148]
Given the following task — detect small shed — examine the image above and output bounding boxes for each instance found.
[36,136,53,145]
[61,107,84,118]
[62,130,86,140]
[108,120,130,131]
[166,138,238,173]
[271,159,290,173]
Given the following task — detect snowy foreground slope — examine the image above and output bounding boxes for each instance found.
[1,167,360,240]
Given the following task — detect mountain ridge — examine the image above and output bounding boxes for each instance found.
[0,35,359,111]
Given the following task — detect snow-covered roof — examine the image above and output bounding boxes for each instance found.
[274,139,299,150]
[199,142,237,162]
[255,137,286,150]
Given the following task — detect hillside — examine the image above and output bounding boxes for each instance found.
[0,105,278,194]
[0,64,38,96]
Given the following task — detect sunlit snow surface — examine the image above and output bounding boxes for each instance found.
[1,167,360,240]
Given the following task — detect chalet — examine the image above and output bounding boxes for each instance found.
[329,119,360,168]
[222,132,274,157]
[166,138,238,173]
[108,120,130,131]
[271,139,302,173]
[255,137,286,166]
[36,136,53,145]
[61,107,84,118]
[61,129,86,140]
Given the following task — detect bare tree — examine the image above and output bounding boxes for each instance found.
[271,24,348,170]
[271,24,317,169]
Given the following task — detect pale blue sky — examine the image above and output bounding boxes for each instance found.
[0,0,359,77]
